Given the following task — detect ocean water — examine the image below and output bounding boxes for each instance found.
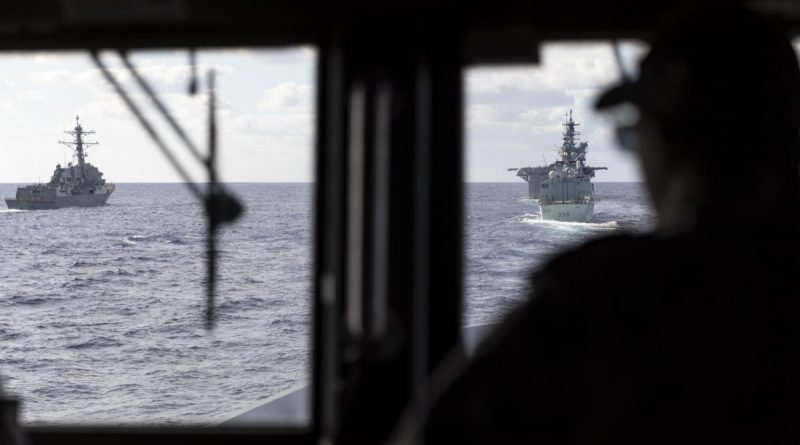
[0,183,313,425]
[464,182,655,325]
[0,182,653,425]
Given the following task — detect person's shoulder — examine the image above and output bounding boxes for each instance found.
[539,232,660,275]
[530,232,667,303]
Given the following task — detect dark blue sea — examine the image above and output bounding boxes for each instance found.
[0,182,653,424]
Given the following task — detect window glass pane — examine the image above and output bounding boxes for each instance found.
[463,42,654,330]
[0,47,315,426]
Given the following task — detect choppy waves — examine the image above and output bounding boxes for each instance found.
[0,183,313,425]
[0,182,649,425]
[465,183,654,326]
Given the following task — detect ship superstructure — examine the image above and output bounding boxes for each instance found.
[4,116,114,210]
[507,165,551,199]
[510,110,606,222]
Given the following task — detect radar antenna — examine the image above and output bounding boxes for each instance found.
[58,115,99,179]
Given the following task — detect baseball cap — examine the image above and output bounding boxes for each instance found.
[594,5,800,123]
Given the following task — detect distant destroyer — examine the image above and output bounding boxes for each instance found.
[509,110,606,222]
[4,116,114,210]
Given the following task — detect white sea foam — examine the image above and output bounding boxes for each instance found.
[521,213,619,230]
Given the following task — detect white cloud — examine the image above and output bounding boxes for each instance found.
[516,107,569,134]
[465,42,647,182]
[32,69,75,84]
[230,113,309,134]
[257,82,314,114]
[0,78,16,89]
[0,44,650,184]
[220,46,316,65]
[538,44,621,90]
[467,104,499,124]
[18,52,82,66]
[32,62,235,96]
[0,89,46,115]
[0,48,316,183]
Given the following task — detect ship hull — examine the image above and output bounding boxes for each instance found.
[540,202,594,222]
[5,191,112,210]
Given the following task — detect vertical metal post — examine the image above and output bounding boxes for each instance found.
[315,18,465,444]
[314,33,347,444]
[424,44,464,372]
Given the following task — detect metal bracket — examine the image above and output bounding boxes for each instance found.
[90,50,243,329]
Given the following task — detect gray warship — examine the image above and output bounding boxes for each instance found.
[4,116,114,210]
[509,110,606,222]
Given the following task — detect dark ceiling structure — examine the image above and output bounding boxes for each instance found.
[0,1,795,50]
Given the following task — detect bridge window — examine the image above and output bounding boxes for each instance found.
[0,47,315,427]
[463,41,655,334]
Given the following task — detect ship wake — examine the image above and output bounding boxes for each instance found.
[521,213,618,230]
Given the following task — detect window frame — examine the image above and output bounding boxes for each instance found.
[3,1,749,444]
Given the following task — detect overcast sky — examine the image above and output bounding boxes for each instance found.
[0,43,648,184]
[0,48,316,183]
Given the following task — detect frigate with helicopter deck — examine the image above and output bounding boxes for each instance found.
[509,110,606,222]
[4,116,114,210]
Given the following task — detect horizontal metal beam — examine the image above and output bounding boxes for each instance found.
[28,426,313,445]
[0,0,796,51]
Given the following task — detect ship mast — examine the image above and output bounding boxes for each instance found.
[560,109,580,163]
[58,115,98,180]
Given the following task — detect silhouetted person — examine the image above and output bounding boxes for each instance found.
[422,5,800,443]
